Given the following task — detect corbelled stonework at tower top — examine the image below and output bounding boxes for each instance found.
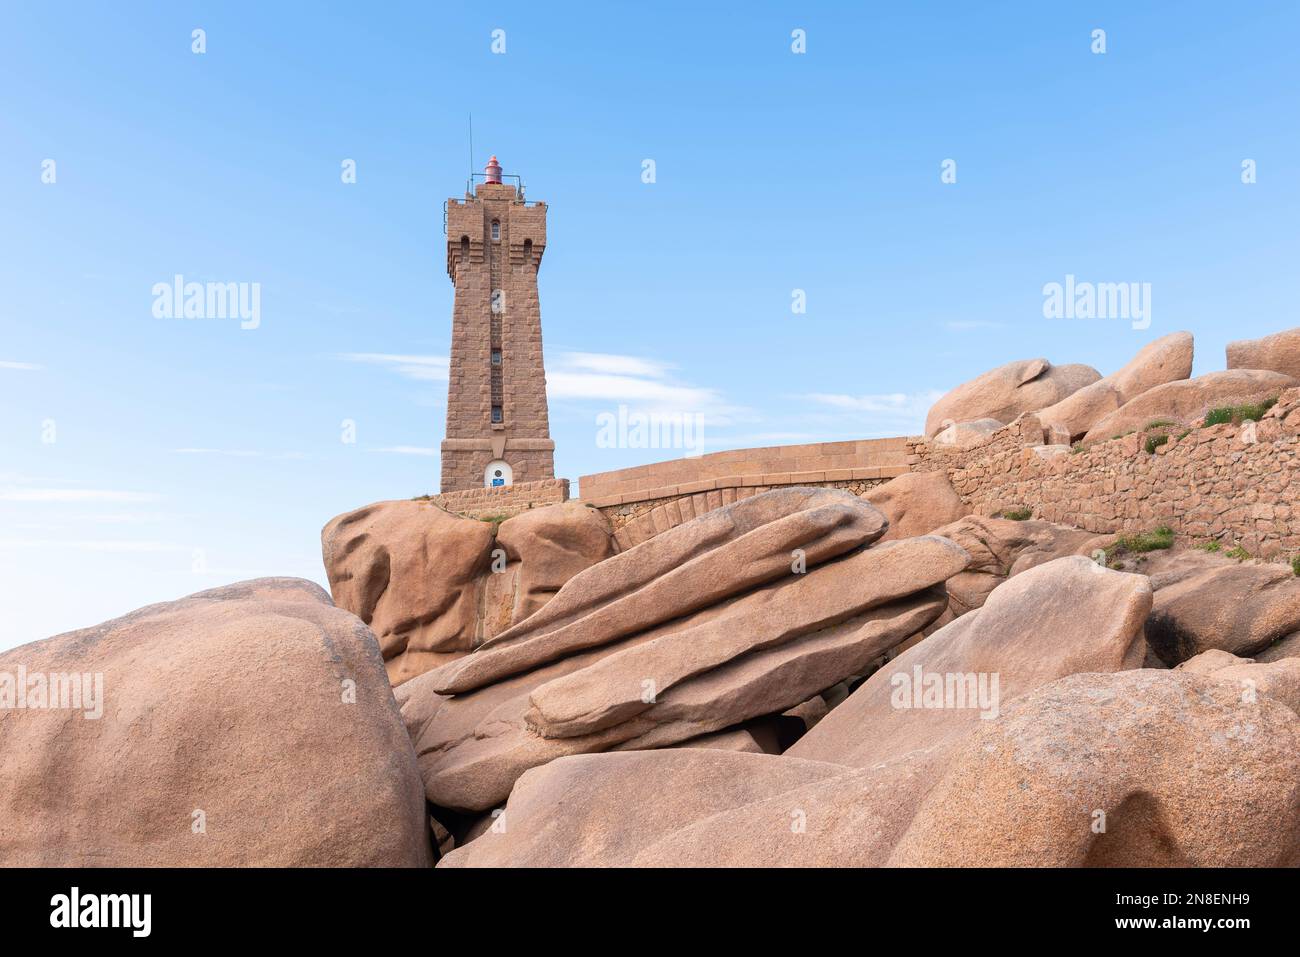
[440,157,555,492]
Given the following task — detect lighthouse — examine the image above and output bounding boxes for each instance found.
[440,157,556,492]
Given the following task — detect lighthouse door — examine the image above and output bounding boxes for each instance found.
[484,460,513,488]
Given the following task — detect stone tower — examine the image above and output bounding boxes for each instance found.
[440,156,555,492]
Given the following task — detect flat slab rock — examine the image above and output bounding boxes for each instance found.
[787,555,1151,768]
[400,489,965,813]
[426,487,889,695]
[444,664,1300,866]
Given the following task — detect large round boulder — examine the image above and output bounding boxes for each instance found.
[486,501,616,634]
[0,578,432,866]
[1227,327,1300,379]
[924,358,1100,438]
[861,471,968,541]
[889,670,1300,866]
[322,500,614,684]
[1145,562,1300,665]
[1035,332,1193,441]
[786,556,1151,769]
[928,516,1105,617]
[1081,369,1296,444]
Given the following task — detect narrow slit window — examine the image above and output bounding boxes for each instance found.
[490,220,500,241]
[491,405,503,423]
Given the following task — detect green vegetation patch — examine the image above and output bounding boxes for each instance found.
[1105,525,1175,565]
[1144,433,1169,454]
[1204,397,1278,427]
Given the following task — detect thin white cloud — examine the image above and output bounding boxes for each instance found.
[336,353,449,381]
[372,446,436,456]
[944,320,1006,331]
[0,539,181,553]
[548,351,746,423]
[799,391,943,414]
[174,448,305,460]
[193,565,304,576]
[0,489,160,503]
[85,512,180,524]
[17,512,182,527]
[794,390,943,436]
[561,352,675,379]
[0,360,43,371]
[339,348,745,421]
[175,448,261,458]
[547,371,721,407]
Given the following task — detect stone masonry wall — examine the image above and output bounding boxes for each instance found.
[579,437,910,505]
[426,478,569,520]
[575,437,913,550]
[909,387,1300,559]
[596,476,893,552]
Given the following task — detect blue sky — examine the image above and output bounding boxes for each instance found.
[2,1,1298,647]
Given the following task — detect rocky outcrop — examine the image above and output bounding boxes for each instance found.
[487,502,617,634]
[425,488,888,696]
[1144,563,1300,665]
[887,670,1300,866]
[932,418,1004,447]
[445,627,1300,868]
[1081,369,1296,444]
[1262,386,1300,431]
[1256,632,1300,663]
[1035,332,1194,441]
[1177,649,1300,713]
[399,489,969,812]
[0,579,431,867]
[929,516,1107,617]
[787,556,1150,768]
[1227,327,1300,379]
[322,500,614,685]
[924,358,1100,438]
[678,726,770,753]
[861,471,968,541]
[643,667,1300,867]
[438,750,851,867]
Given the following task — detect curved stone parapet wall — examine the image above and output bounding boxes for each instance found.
[595,476,897,552]
[579,438,911,503]
[577,438,912,550]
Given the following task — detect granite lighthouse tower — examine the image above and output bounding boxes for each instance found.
[440,156,555,492]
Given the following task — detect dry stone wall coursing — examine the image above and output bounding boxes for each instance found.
[908,388,1300,558]
[425,478,569,520]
